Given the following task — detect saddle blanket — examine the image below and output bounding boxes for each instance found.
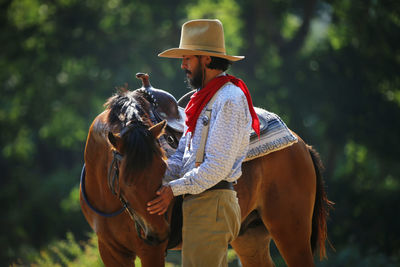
[245,107,298,162]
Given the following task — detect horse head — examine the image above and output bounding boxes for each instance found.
[105,89,170,246]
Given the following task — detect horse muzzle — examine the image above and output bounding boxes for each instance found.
[126,205,170,246]
[138,225,170,246]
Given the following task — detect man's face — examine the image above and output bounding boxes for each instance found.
[181,55,203,89]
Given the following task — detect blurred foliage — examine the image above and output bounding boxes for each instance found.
[13,232,236,267]
[24,232,103,267]
[316,246,399,267]
[1,0,400,265]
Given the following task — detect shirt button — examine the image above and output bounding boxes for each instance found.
[202,116,209,126]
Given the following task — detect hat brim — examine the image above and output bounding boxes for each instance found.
[158,48,244,62]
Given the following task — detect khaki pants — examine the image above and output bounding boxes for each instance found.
[182,189,241,267]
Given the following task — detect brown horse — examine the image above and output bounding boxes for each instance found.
[80,82,332,266]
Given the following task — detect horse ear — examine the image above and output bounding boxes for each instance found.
[108,132,121,148]
[149,120,167,139]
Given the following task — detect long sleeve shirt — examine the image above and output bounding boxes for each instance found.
[163,80,252,196]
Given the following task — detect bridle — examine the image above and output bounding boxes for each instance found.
[107,149,164,245]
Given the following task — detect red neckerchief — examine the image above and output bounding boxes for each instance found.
[184,74,260,137]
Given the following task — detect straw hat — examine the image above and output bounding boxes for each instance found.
[158,19,244,61]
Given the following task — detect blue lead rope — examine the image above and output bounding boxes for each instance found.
[80,164,125,217]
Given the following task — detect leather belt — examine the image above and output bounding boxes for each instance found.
[208,180,234,191]
[183,180,234,199]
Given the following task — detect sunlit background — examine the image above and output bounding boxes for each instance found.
[1,0,400,266]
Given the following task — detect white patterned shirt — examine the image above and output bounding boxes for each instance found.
[163,79,252,196]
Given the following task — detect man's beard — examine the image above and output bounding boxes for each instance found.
[184,65,203,89]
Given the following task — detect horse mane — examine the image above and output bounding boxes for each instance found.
[104,88,151,132]
[104,88,165,181]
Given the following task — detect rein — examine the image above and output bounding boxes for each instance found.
[80,163,126,217]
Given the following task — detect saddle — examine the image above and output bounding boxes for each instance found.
[135,73,185,151]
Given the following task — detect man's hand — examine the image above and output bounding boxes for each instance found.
[147,185,174,215]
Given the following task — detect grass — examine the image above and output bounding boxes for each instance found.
[12,232,241,267]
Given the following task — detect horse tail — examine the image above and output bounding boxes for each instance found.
[308,145,334,260]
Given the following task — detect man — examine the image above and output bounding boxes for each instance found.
[147,19,260,266]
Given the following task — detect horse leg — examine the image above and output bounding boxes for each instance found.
[136,245,166,267]
[231,225,275,267]
[98,239,135,267]
[138,253,165,267]
[260,182,315,262]
[259,146,316,266]
[139,256,165,267]
[260,188,315,267]
[264,218,314,267]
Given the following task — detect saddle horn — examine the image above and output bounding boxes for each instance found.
[136,72,151,88]
[134,72,185,134]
